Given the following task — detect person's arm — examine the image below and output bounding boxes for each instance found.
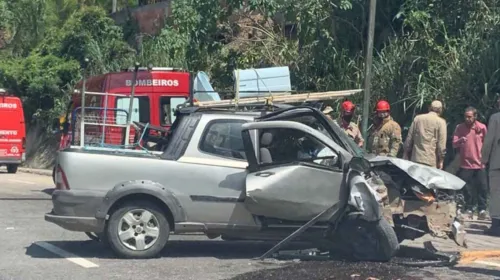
[452,124,464,149]
[403,120,416,159]
[437,119,447,169]
[355,127,365,148]
[481,115,497,165]
[481,124,488,142]
[389,124,403,157]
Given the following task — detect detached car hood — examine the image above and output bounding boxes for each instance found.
[368,156,466,191]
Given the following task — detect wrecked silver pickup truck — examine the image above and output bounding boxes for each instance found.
[46,106,466,260]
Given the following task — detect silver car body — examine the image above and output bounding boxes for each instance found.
[46,107,465,244]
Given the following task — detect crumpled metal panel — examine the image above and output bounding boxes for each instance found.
[387,191,457,239]
[369,156,466,191]
[403,200,457,238]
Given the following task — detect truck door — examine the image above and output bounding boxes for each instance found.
[241,120,349,222]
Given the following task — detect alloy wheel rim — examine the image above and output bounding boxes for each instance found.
[118,209,160,251]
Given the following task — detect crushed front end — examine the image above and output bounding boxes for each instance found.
[370,167,467,247]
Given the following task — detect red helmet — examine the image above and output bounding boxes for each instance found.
[376,100,390,112]
[341,100,355,113]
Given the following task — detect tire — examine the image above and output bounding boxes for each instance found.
[106,200,170,259]
[7,164,18,174]
[336,218,399,262]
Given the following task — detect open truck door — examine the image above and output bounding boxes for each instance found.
[240,120,351,222]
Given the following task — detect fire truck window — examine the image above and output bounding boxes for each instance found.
[160,97,187,125]
[116,97,150,125]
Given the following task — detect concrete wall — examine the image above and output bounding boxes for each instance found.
[111,1,172,35]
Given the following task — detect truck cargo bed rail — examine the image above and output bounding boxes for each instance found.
[192,89,362,109]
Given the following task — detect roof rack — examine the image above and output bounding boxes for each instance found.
[193,89,362,108]
[73,90,128,97]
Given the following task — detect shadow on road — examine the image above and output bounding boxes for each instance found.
[38,188,54,195]
[0,197,51,201]
[0,188,53,200]
[25,238,453,264]
[452,266,500,278]
[25,239,314,260]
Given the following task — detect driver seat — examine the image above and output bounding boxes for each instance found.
[259,132,273,164]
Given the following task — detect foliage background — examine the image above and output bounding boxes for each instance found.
[1,0,500,167]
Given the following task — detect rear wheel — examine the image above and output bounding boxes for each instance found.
[106,201,170,259]
[335,218,399,262]
[7,164,18,174]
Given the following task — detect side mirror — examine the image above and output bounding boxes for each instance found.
[51,118,61,133]
[349,157,371,173]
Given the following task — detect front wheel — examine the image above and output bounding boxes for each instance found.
[7,164,18,174]
[106,201,170,259]
[335,218,399,262]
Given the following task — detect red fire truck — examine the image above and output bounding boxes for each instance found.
[0,89,26,173]
[55,67,191,150]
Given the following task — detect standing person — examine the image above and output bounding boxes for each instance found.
[336,100,364,147]
[403,100,447,169]
[367,100,402,157]
[482,98,500,235]
[453,107,489,220]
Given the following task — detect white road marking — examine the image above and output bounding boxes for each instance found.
[7,179,36,185]
[474,260,500,268]
[34,241,99,268]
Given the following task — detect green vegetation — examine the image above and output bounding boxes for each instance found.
[1,0,500,134]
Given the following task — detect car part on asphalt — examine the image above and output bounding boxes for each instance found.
[270,241,459,268]
[393,241,459,267]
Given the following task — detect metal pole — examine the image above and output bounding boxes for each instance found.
[101,92,109,146]
[112,0,117,13]
[235,69,240,106]
[79,58,89,147]
[124,62,140,146]
[361,0,377,148]
[189,72,194,106]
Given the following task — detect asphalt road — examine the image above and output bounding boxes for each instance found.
[1,170,499,280]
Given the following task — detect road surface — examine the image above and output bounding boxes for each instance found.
[1,169,499,280]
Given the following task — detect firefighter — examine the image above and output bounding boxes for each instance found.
[336,100,364,147]
[367,100,402,157]
[404,100,447,169]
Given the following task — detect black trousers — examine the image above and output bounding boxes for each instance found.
[457,168,489,212]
